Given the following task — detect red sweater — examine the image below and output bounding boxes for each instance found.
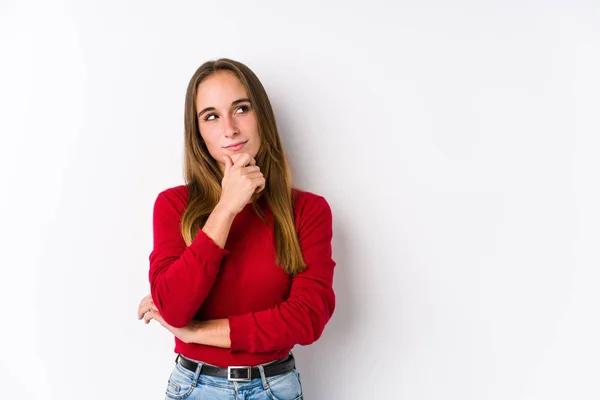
[148,185,336,367]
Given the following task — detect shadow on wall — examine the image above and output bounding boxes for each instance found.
[293,215,359,396]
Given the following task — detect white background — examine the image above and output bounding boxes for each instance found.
[1,1,598,399]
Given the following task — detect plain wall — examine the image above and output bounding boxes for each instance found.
[1,0,598,399]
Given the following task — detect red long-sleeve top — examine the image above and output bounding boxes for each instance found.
[148,185,336,367]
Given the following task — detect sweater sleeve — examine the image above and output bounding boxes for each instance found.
[149,190,229,328]
[228,195,336,353]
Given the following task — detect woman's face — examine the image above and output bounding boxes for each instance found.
[196,70,261,172]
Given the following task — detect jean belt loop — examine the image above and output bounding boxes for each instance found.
[193,361,203,386]
[257,365,269,390]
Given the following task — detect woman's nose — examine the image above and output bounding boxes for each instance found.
[222,116,239,137]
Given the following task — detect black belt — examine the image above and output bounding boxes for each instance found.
[176,353,295,382]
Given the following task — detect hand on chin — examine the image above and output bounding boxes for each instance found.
[228,152,256,166]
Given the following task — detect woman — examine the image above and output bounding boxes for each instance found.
[137,58,336,400]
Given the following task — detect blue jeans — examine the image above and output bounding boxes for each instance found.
[164,356,304,400]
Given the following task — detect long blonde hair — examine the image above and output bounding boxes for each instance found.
[181,58,306,275]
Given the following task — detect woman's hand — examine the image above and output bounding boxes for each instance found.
[137,294,201,344]
[137,294,159,323]
[219,153,265,215]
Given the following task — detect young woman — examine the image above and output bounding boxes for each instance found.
[137,58,336,399]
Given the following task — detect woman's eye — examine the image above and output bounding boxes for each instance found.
[236,105,250,114]
[205,114,217,121]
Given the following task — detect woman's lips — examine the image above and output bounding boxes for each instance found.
[224,141,247,151]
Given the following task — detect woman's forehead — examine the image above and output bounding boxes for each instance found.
[196,71,248,108]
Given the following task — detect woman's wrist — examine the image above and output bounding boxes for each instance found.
[190,319,231,348]
[200,201,238,249]
[213,201,237,220]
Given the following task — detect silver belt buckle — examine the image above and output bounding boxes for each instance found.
[227,366,252,382]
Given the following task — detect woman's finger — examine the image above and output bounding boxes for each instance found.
[241,165,260,175]
[231,153,252,169]
[144,310,154,324]
[244,171,264,180]
[138,299,150,319]
[256,180,266,193]
[137,294,156,319]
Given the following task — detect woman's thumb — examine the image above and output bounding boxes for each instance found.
[223,155,233,173]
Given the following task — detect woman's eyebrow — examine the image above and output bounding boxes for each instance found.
[231,98,251,106]
[197,98,251,118]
